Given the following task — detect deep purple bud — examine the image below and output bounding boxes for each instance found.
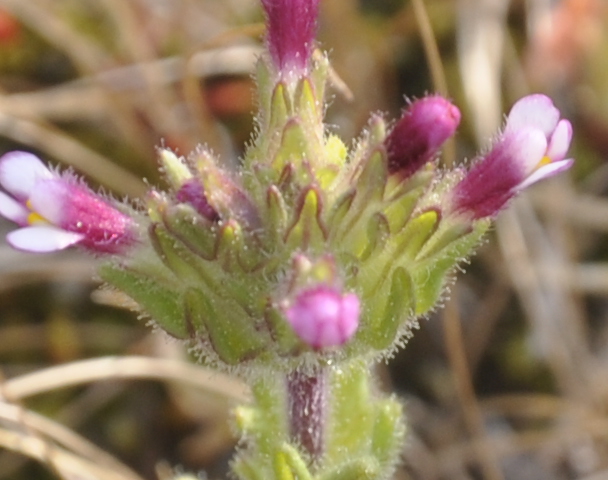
[452,94,573,219]
[284,286,360,349]
[176,179,219,222]
[385,96,461,177]
[261,0,320,77]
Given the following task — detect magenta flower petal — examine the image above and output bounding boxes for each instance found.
[7,226,84,252]
[285,286,360,349]
[0,151,53,201]
[261,0,320,76]
[27,178,135,254]
[0,191,29,225]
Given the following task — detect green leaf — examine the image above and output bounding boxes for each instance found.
[364,267,415,350]
[272,118,309,173]
[264,306,301,355]
[391,209,440,260]
[358,212,390,262]
[266,185,288,247]
[370,397,405,469]
[98,264,187,339]
[162,204,218,261]
[280,444,313,480]
[412,223,487,315]
[326,362,374,463]
[382,175,432,233]
[318,458,380,480]
[232,455,268,480]
[309,53,329,111]
[285,188,326,251]
[296,77,323,129]
[184,288,265,365]
[417,218,490,261]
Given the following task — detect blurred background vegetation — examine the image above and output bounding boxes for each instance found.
[0,0,606,479]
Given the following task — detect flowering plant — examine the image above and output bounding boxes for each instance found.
[0,1,573,479]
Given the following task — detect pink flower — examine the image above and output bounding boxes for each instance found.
[385,96,461,177]
[0,151,135,253]
[284,286,360,349]
[261,0,320,77]
[452,94,574,219]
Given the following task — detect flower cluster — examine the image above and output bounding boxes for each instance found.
[0,1,575,479]
[0,70,573,365]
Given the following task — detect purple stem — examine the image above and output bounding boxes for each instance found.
[287,366,326,462]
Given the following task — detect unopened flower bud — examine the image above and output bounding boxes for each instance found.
[261,0,320,78]
[385,96,460,177]
[284,286,360,349]
[175,179,219,222]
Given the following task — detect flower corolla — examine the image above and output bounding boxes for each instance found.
[452,94,573,219]
[0,151,135,253]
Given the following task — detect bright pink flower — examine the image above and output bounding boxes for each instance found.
[385,96,461,177]
[452,94,574,219]
[0,151,135,253]
[261,0,320,77]
[284,286,360,349]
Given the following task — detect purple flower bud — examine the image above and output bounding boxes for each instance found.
[176,179,219,222]
[452,94,574,219]
[284,286,360,349]
[261,0,320,77]
[385,96,461,177]
[0,151,135,253]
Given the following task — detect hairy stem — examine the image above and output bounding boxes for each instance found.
[286,366,326,463]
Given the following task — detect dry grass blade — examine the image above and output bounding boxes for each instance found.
[456,0,510,142]
[98,0,183,140]
[0,110,146,197]
[0,402,144,480]
[411,0,448,96]
[496,200,592,400]
[0,0,115,74]
[0,45,261,122]
[0,426,142,480]
[534,191,608,233]
[2,355,250,403]
[443,292,505,480]
[0,253,96,292]
[0,0,162,158]
[410,0,456,167]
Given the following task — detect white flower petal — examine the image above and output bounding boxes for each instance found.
[517,158,574,190]
[508,128,548,174]
[29,179,69,224]
[7,226,84,252]
[0,191,29,224]
[546,119,573,162]
[505,94,560,137]
[0,152,54,200]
